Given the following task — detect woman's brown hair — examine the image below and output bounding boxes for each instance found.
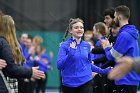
[94,22,107,37]
[0,15,25,64]
[62,18,84,41]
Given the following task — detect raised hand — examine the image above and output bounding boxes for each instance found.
[0,59,7,69]
[70,41,76,49]
[100,38,112,49]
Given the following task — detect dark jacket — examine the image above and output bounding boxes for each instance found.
[0,36,32,93]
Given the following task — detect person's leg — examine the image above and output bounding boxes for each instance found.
[36,79,42,93]
[41,76,47,93]
[62,85,77,93]
[24,81,30,93]
[27,80,35,93]
[101,75,108,93]
[117,85,137,93]
[18,79,26,93]
[103,75,117,93]
[30,80,36,93]
[92,74,103,93]
[78,80,93,93]
[107,79,117,93]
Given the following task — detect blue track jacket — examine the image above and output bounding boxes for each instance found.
[105,24,140,86]
[57,38,111,87]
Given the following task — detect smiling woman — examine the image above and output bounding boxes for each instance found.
[57,18,93,93]
[57,18,111,93]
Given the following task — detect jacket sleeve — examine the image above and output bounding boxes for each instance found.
[91,47,105,54]
[105,33,130,61]
[101,61,115,69]
[0,38,32,78]
[93,55,108,64]
[91,64,111,74]
[57,43,76,70]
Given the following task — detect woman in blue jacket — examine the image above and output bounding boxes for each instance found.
[57,18,111,93]
[34,45,52,93]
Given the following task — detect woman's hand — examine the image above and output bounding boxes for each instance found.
[32,67,45,79]
[70,41,77,49]
[0,59,7,69]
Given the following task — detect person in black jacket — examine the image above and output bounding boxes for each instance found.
[92,21,120,68]
[92,8,120,93]
[0,15,45,93]
[0,10,7,72]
